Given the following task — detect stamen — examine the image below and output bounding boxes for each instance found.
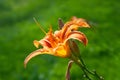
[49,24,53,32]
[33,17,47,34]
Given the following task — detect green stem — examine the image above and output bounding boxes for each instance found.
[70,55,92,80]
[70,55,103,80]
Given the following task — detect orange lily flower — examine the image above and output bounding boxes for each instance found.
[24,17,90,67]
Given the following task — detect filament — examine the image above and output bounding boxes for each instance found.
[33,17,47,34]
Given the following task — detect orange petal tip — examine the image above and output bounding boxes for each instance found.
[33,40,40,48]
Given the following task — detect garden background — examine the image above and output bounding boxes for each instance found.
[0,0,120,80]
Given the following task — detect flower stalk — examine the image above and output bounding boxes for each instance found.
[70,56,104,80]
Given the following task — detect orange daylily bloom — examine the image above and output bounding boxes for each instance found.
[24,17,90,67]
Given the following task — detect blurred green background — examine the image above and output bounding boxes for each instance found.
[0,0,120,80]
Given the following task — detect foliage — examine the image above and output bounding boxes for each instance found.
[0,0,120,80]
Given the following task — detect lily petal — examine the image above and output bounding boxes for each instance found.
[44,29,59,48]
[65,31,88,46]
[61,17,90,40]
[70,16,90,28]
[33,40,40,48]
[39,39,52,48]
[53,43,70,58]
[24,49,50,68]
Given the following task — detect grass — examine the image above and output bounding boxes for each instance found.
[0,0,120,80]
